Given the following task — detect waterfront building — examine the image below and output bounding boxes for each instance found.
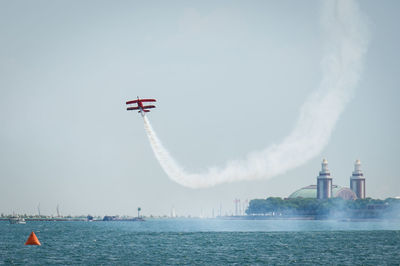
[350,159,366,199]
[317,159,333,199]
[289,184,356,200]
[288,158,365,200]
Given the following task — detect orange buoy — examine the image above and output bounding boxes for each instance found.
[25,232,41,246]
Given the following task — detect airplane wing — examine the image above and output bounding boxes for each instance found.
[126,100,139,104]
[127,107,140,110]
[139,99,156,102]
[142,105,156,109]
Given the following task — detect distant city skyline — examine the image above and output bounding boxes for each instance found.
[0,0,399,216]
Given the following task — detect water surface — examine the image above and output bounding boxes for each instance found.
[1,219,399,265]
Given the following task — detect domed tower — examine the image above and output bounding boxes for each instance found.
[350,160,365,199]
[317,159,333,199]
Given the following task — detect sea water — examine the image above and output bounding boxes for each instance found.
[1,219,399,265]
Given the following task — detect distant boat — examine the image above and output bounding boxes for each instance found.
[9,217,26,224]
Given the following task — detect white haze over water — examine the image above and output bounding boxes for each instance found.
[142,0,369,189]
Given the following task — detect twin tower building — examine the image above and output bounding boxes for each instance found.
[317,159,366,200]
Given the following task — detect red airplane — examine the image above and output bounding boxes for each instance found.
[126,97,156,116]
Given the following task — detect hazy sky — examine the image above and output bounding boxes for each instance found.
[1,0,399,217]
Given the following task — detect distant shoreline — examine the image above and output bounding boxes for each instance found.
[1,216,399,222]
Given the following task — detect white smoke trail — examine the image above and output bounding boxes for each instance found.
[143,0,369,188]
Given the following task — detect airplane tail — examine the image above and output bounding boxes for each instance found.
[138,109,150,117]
